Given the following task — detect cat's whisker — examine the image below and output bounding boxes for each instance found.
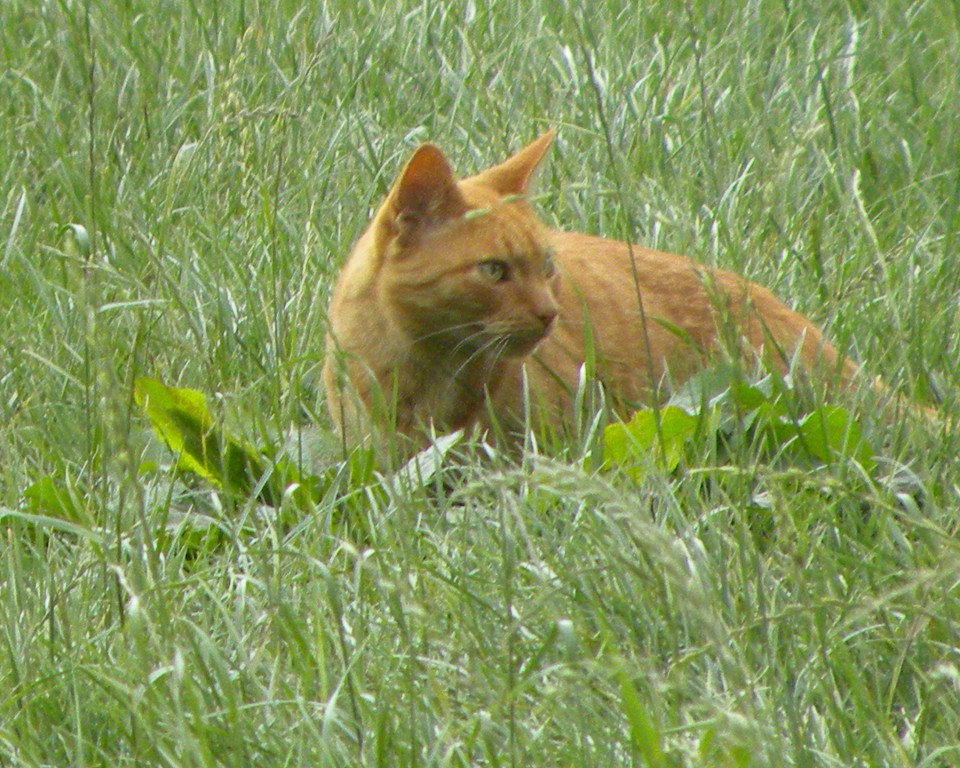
[486,336,512,374]
[411,323,506,367]
[439,329,526,401]
[412,322,484,346]
[448,330,491,358]
[446,335,503,384]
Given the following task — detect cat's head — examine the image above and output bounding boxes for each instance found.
[365,132,560,359]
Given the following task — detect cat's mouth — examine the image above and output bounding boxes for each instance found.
[491,325,553,356]
[433,320,554,358]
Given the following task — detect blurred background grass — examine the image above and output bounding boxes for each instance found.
[2,0,960,765]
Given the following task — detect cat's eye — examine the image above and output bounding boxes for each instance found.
[478,259,510,283]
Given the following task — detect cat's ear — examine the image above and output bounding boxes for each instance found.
[471,131,555,196]
[383,144,466,237]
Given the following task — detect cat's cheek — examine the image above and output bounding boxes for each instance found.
[508,339,545,357]
[503,324,555,356]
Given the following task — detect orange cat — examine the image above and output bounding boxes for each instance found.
[323,132,860,450]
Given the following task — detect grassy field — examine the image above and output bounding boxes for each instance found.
[3,0,960,765]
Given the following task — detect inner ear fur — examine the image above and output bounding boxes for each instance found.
[386,144,467,235]
[378,131,556,246]
[469,131,555,196]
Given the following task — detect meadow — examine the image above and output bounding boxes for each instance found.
[2,0,960,765]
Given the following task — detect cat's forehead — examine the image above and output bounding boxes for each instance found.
[454,183,549,252]
[457,204,549,258]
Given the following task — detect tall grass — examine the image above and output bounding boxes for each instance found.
[2,0,959,765]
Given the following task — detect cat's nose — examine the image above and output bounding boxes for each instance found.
[536,303,558,331]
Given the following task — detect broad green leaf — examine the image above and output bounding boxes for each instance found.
[603,412,657,479]
[729,378,779,414]
[797,406,875,470]
[601,362,878,482]
[134,377,266,497]
[24,475,84,523]
[603,405,698,476]
[667,365,738,414]
[670,365,787,419]
[657,406,700,469]
[135,377,220,483]
[134,377,336,508]
[761,405,875,470]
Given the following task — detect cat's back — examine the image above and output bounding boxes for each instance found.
[545,229,729,344]
[548,230,711,303]
[534,229,832,407]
